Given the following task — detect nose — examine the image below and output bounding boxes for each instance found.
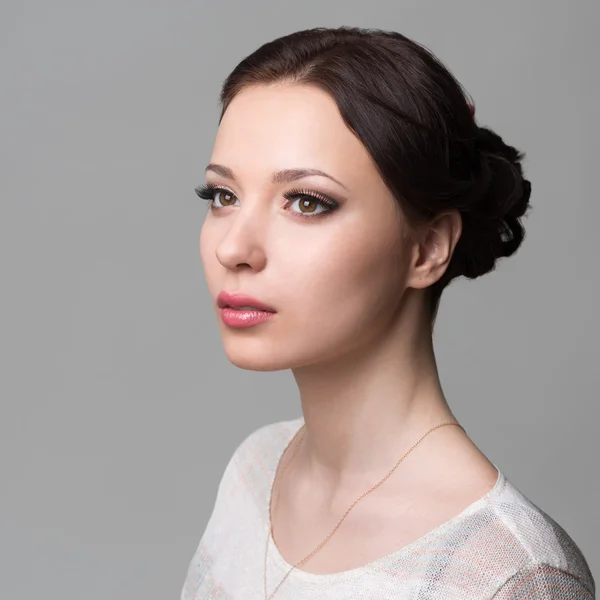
[213,202,268,272]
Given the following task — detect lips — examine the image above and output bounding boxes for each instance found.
[216,291,276,313]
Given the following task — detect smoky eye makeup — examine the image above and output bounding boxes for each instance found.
[194,182,342,219]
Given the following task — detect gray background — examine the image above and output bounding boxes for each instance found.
[1,1,598,598]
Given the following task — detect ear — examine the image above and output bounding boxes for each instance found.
[407,210,462,290]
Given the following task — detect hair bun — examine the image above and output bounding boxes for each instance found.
[475,127,523,167]
[451,126,532,279]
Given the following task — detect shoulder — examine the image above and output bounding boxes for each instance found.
[490,561,595,599]
[180,418,302,600]
[484,476,595,597]
[214,415,304,498]
[228,415,304,470]
[197,416,303,541]
[234,415,304,459]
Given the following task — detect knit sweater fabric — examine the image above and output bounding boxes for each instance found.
[180,416,595,599]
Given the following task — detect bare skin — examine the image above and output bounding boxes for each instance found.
[200,82,499,574]
[270,424,499,573]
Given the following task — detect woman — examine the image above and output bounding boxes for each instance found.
[181,26,594,599]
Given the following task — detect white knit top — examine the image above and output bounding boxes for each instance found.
[180,417,595,599]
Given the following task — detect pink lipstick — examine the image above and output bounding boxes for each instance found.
[217,291,277,328]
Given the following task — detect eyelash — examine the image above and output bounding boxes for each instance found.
[194,182,340,219]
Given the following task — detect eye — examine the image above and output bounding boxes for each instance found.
[195,183,238,208]
[282,188,339,218]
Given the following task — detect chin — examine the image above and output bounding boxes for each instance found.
[226,354,288,372]
[221,338,325,372]
[221,340,292,372]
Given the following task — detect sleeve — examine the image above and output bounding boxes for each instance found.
[491,562,595,599]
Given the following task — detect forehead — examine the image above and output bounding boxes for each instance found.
[211,83,378,189]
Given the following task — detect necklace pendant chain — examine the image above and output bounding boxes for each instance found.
[263,420,465,600]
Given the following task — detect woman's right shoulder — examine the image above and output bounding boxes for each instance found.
[225,415,304,478]
[234,415,304,458]
[215,415,305,497]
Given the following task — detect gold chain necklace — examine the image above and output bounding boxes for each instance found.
[263,420,465,600]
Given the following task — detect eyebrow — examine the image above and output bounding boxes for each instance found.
[204,163,348,191]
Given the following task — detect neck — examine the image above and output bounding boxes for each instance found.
[290,291,458,495]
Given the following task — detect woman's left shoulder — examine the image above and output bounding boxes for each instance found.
[485,473,595,596]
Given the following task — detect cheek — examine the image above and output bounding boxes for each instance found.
[199,220,220,293]
[199,217,209,261]
[276,227,406,347]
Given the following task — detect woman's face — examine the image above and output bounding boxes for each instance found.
[200,83,415,371]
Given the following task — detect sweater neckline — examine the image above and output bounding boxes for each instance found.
[266,417,506,583]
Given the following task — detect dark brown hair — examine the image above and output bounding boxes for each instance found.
[216,26,532,325]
